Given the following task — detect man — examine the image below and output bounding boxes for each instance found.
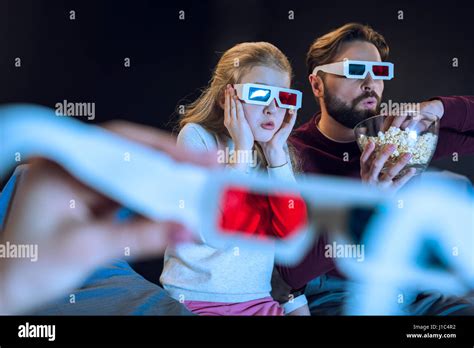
[292,23,473,184]
[278,23,474,315]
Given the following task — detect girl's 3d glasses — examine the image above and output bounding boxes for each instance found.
[312,59,394,80]
[234,83,303,110]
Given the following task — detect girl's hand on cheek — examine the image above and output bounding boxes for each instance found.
[223,85,254,151]
[260,109,297,167]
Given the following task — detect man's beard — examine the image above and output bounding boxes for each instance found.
[323,90,381,129]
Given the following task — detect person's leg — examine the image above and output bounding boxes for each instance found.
[305,272,474,315]
[184,297,284,316]
[304,272,349,316]
[30,259,194,315]
[406,290,474,315]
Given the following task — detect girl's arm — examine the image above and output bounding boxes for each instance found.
[177,123,212,153]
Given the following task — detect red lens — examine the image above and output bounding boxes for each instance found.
[278,91,297,106]
[218,186,308,240]
[372,65,389,76]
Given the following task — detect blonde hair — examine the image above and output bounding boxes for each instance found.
[178,41,300,171]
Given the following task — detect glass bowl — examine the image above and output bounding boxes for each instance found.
[354,111,440,177]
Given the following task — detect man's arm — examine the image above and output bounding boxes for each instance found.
[433,96,474,133]
[428,96,474,159]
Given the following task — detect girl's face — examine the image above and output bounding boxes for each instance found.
[237,66,291,142]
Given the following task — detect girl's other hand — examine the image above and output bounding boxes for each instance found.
[260,109,297,167]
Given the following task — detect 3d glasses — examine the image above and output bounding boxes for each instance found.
[198,171,385,264]
[1,104,387,265]
[3,105,473,316]
[312,59,394,80]
[234,83,302,110]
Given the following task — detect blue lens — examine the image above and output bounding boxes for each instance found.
[248,87,271,102]
[348,64,366,76]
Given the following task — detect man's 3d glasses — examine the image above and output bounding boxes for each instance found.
[312,59,394,80]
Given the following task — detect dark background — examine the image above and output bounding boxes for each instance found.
[2,0,473,127]
[1,0,473,283]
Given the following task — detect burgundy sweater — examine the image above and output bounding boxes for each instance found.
[277,95,474,290]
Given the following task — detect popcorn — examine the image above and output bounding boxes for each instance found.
[360,126,438,165]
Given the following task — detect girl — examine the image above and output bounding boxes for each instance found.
[160,42,308,315]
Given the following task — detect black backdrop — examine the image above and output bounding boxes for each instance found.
[2,0,473,128]
[1,0,473,284]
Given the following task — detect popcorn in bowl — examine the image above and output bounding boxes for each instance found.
[359,126,438,165]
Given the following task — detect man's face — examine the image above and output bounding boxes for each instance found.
[320,40,385,129]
